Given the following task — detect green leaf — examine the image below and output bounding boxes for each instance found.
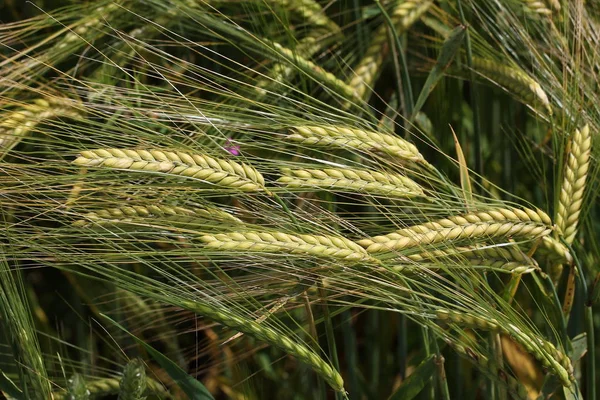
[570,333,587,361]
[387,354,436,400]
[451,126,473,207]
[412,25,466,118]
[102,315,215,400]
[0,370,23,400]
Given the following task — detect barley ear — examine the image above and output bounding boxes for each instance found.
[118,359,147,400]
[179,299,344,391]
[66,373,90,400]
[73,149,268,192]
[556,124,592,245]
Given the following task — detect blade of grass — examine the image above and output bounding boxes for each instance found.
[412,25,466,118]
[387,354,436,400]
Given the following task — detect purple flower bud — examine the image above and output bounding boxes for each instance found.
[224,138,241,156]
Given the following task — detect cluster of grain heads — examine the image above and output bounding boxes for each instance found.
[73,149,268,192]
[445,340,529,400]
[556,124,592,245]
[199,230,376,263]
[118,359,147,400]
[286,125,427,163]
[178,299,344,392]
[0,98,82,158]
[73,204,242,227]
[470,58,552,115]
[358,207,554,253]
[436,309,573,386]
[395,245,539,274]
[346,0,434,101]
[277,167,425,198]
[52,375,169,399]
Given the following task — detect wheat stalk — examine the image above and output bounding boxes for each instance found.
[178,298,344,391]
[118,359,146,400]
[73,149,267,192]
[73,204,242,227]
[358,207,553,253]
[347,0,433,101]
[471,57,552,115]
[445,340,529,400]
[286,125,427,162]
[437,309,573,386]
[200,230,376,263]
[277,167,425,197]
[556,124,592,245]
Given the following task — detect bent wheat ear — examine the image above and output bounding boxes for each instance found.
[287,125,426,162]
[179,299,344,391]
[277,167,424,197]
[471,58,552,115]
[73,149,267,191]
[119,359,146,400]
[73,204,242,227]
[556,124,592,245]
[0,98,81,157]
[437,309,573,386]
[200,230,375,263]
[358,207,553,253]
[446,340,528,400]
[538,236,574,264]
[347,0,433,101]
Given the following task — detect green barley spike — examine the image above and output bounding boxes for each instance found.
[67,373,90,400]
[118,359,147,400]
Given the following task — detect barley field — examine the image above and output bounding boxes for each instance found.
[0,1,599,399]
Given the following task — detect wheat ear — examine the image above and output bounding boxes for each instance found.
[394,245,539,274]
[73,204,241,227]
[437,309,573,386]
[287,125,426,162]
[200,230,375,263]
[0,98,81,156]
[277,167,424,197]
[445,340,528,400]
[53,376,169,399]
[179,299,344,391]
[118,359,146,400]
[471,57,552,115]
[556,124,591,245]
[358,207,553,253]
[347,0,433,101]
[73,149,267,192]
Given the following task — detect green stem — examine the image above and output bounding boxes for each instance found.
[374,0,414,117]
[319,283,343,400]
[568,245,595,400]
[432,339,451,400]
[456,0,481,180]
